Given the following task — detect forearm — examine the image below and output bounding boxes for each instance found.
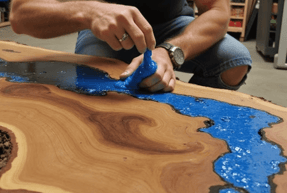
[10,0,102,38]
[169,8,229,60]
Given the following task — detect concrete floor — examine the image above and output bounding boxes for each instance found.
[1,26,286,107]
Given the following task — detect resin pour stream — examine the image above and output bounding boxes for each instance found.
[0,50,286,193]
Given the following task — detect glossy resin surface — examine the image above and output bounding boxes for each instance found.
[0,51,286,192]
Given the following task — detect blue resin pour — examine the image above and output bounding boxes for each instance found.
[0,51,286,193]
[115,50,157,89]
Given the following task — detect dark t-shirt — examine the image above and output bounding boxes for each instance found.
[105,0,194,24]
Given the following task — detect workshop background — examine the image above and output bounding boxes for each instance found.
[0,0,286,107]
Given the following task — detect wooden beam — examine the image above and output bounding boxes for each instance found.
[0,21,10,28]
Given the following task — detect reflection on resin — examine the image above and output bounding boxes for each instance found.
[0,55,286,193]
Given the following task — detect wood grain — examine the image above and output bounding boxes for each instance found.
[1,40,287,192]
[0,80,226,192]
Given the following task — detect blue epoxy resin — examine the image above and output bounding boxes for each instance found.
[115,49,157,90]
[0,72,29,82]
[0,58,286,193]
[219,188,241,193]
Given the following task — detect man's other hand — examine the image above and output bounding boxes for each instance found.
[120,48,176,92]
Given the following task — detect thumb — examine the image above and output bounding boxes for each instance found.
[120,55,143,79]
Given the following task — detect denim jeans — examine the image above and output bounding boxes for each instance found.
[75,15,252,90]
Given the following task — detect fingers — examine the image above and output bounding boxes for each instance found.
[102,29,134,51]
[124,22,147,53]
[119,48,176,93]
[133,12,156,51]
[102,18,154,53]
[112,7,156,53]
[133,48,175,93]
[121,11,155,53]
[91,5,156,53]
[124,8,156,53]
[139,64,175,93]
[116,32,134,50]
[139,70,163,88]
[105,35,123,51]
[143,71,175,92]
[163,77,175,92]
[120,55,143,79]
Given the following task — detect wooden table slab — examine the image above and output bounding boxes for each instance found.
[0,40,287,193]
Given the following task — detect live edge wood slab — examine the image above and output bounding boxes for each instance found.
[0,40,287,193]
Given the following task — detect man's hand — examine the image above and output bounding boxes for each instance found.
[10,0,156,52]
[90,3,156,53]
[120,48,176,92]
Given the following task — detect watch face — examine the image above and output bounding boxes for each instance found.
[174,48,185,65]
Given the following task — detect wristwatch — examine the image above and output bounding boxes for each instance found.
[157,42,185,70]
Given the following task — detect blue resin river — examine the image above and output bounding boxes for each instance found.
[0,51,286,193]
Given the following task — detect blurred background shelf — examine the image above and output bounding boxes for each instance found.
[228,26,243,32]
[256,0,285,58]
[0,0,10,24]
[230,2,245,6]
[229,0,257,41]
[230,16,244,19]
